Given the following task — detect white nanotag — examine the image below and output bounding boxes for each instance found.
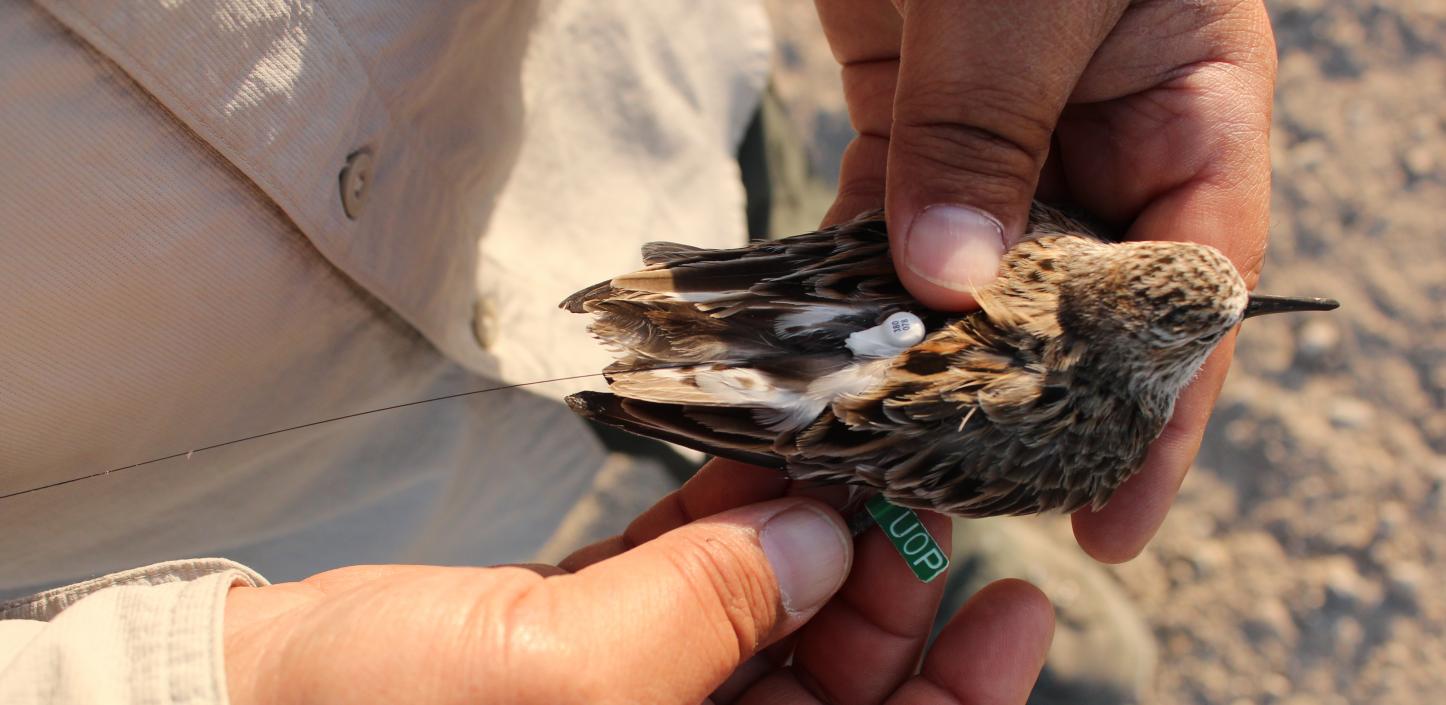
[846,312,926,357]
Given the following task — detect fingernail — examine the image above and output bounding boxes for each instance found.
[759,505,851,614]
[903,205,1006,291]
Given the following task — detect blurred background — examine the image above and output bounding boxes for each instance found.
[757,1,1444,703]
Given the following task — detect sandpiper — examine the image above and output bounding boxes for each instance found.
[562,203,1337,517]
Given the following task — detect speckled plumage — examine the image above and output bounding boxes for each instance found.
[562,204,1335,517]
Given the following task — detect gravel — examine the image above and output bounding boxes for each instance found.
[763,1,1445,702]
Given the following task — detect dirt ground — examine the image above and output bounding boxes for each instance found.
[761,1,1445,703]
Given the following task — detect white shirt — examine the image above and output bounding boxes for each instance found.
[0,0,770,700]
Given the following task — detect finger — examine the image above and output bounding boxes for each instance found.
[735,669,826,705]
[626,458,792,545]
[814,0,902,66]
[814,0,901,228]
[502,563,570,577]
[825,134,890,228]
[515,498,853,704]
[886,0,1128,309]
[556,535,629,572]
[298,564,430,594]
[887,579,1054,705]
[711,653,778,704]
[789,510,952,705]
[556,458,787,572]
[712,634,804,703]
[1073,339,1234,562]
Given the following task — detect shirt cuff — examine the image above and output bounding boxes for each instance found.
[0,558,268,705]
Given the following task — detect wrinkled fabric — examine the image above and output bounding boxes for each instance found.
[0,560,265,705]
[0,0,770,701]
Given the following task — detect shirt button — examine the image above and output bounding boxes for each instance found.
[472,298,498,350]
[339,148,373,219]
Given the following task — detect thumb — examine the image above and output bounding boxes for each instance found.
[886,0,1124,309]
[530,498,852,703]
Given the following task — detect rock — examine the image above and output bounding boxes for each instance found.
[1192,662,1231,700]
[1290,138,1329,170]
[1189,541,1230,578]
[1168,558,1197,586]
[1385,562,1425,612]
[1375,501,1408,540]
[1332,616,1364,660]
[1275,0,1324,12]
[1262,672,1293,700]
[1328,397,1374,429]
[1320,558,1381,609]
[1295,319,1342,362]
[1432,362,1446,397]
[1403,145,1437,180]
[1427,461,1446,511]
[1244,598,1299,644]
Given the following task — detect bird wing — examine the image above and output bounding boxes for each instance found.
[560,212,920,367]
[559,213,928,467]
[566,391,789,469]
[560,212,928,417]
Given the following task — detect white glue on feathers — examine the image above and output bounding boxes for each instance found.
[846,312,926,358]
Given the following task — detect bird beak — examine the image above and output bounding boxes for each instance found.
[1243,294,1340,319]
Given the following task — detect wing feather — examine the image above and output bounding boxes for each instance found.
[566,391,786,469]
[560,214,914,407]
[561,204,1141,518]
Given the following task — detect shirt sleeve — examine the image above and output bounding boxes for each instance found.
[0,559,267,705]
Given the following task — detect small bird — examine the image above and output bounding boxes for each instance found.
[561,204,1337,518]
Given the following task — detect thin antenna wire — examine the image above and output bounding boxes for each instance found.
[0,371,617,502]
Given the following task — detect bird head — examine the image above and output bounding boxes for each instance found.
[1056,241,1337,392]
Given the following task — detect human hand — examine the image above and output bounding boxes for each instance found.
[813,0,1277,561]
[224,459,1053,704]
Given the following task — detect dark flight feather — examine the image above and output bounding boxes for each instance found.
[562,204,1314,517]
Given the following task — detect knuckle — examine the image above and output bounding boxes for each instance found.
[893,120,1042,207]
[841,61,900,135]
[891,80,1054,204]
[661,536,778,660]
[835,173,887,210]
[895,76,1057,154]
[453,569,567,698]
[480,572,648,701]
[1173,0,1278,75]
